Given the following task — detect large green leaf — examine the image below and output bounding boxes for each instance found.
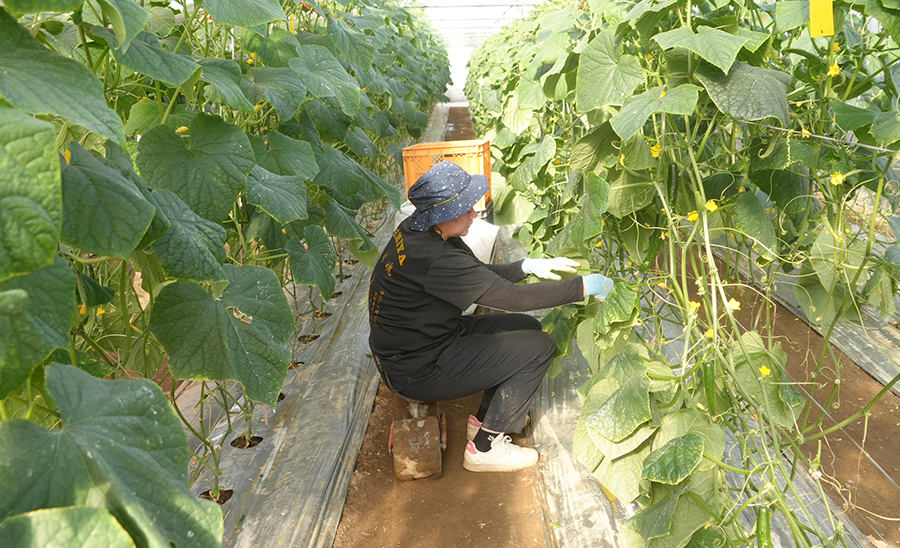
[344,126,378,158]
[569,122,618,172]
[865,0,900,49]
[359,164,403,211]
[611,84,701,140]
[862,266,897,317]
[322,200,376,253]
[794,267,848,327]
[96,0,149,54]
[242,27,301,68]
[606,169,656,218]
[312,144,364,196]
[653,26,750,73]
[286,225,337,300]
[327,14,375,69]
[585,370,652,442]
[731,331,804,427]
[752,168,818,221]
[147,189,227,282]
[245,165,309,225]
[305,98,353,141]
[592,442,650,503]
[648,487,714,548]
[809,230,866,289]
[240,67,308,119]
[149,265,294,405]
[831,99,877,132]
[508,136,557,192]
[101,142,171,249]
[642,433,704,484]
[567,172,610,246]
[491,175,534,225]
[593,283,640,335]
[0,364,223,547]
[592,342,648,388]
[624,485,687,540]
[871,110,900,146]
[290,45,362,116]
[576,31,644,110]
[124,100,198,136]
[573,419,605,473]
[0,506,135,548]
[0,107,61,282]
[623,0,679,22]
[517,75,548,111]
[197,58,255,112]
[775,0,809,32]
[739,28,772,52]
[77,272,116,308]
[654,409,725,471]
[541,305,581,362]
[0,257,74,399]
[695,61,791,124]
[3,0,83,13]
[501,88,536,135]
[621,134,655,171]
[90,29,200,87]
[253,131,319,180]
[747,136,815,173]
[734,192,777,261]
[581,375,657,460]
[0,11,124,143]
[136,113,254,222]
[203,0,286,27]
[60,143,155,258]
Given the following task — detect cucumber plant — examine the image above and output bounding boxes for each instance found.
[0,0,450,545]
[468,0,900,546]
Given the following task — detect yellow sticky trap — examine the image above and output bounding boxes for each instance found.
[810,0,835,38]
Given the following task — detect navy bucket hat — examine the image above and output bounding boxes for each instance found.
[407,161,488,232]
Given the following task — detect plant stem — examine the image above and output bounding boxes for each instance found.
[120,261,134,367]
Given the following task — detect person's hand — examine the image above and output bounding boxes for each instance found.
[583,274,614,301]
[521,257,580,280]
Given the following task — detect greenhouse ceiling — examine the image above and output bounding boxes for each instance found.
[408,1,540,47]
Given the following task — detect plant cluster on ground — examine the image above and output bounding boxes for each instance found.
[466,0,900,546]
[0,0,450,545]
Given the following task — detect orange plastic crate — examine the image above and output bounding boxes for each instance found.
[401,139,492,210]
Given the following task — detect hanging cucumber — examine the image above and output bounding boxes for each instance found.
[703,361,718,417]
[757,506,772,548]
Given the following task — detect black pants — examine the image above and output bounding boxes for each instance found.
[393,313,555,434]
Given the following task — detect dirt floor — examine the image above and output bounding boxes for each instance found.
[331,386,546,548]
[773,301,900,546]
[704,265,900,546]
[332,102,900,547]
[332,105,546,548]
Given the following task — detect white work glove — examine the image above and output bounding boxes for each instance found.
[521,257,581,280]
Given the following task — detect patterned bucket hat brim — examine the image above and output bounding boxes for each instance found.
[407,161,488,232]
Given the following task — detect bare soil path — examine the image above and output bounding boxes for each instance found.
[332,385,546,548]
[332,104,546,548]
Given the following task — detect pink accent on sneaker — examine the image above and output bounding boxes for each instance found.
[466,440,479,454]
[466,415,482,441]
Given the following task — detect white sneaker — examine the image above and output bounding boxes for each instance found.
[463,435,539,472]
[466,415,482,441]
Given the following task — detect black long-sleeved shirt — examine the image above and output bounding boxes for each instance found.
[368,217,584,375]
